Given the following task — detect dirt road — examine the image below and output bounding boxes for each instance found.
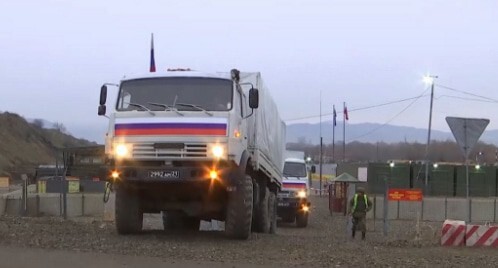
[1,196,497,267]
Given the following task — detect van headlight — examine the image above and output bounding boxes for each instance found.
[113,143,132,159]
[210,144,226,159]
[297,190,307,198]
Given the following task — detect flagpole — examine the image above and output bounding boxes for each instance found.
[343,102,346,163]
[332,105,335,162]
[150,33,156,72]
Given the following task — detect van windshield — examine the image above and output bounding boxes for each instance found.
[283,162,307,177]
[116,77,233,112]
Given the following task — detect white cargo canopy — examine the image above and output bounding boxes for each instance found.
[239,72,286,175]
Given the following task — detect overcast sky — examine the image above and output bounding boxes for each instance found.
[1,0,497,143]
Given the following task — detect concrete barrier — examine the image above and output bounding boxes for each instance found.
[398,201,422,220]
[446,198,469,221]
[495,199,498,223]
[422,197,446,221]
[366,202,374,219]
[0,197,5,216]
[103,193,115,221]
[66,194,83,217]
[26,196,39,217]
[374,196,398,220]
[471,198,496,223]
[39,195,61,216]
[83,194,104,216]
[5,197,20,215]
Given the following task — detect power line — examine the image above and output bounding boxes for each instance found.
[436,94,498,103]
[284,94,429,122]
[436,84,498,103]
[347,88,430,142]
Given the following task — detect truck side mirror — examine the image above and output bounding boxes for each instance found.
[98,105,106,116]
[249,88,259,109]
[100,85,108,105]
[311,165,316,174]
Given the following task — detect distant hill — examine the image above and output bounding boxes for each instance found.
[287,120,498,145]
[0,112,96,176]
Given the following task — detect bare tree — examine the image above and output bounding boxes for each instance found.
[52,122,68,134]
[32,119,44,128]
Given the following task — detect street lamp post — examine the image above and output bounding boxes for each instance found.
[384,161,395,236]
[423,75,438,194]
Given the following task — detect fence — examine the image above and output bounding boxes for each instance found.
[366,195,498,223]
[337,162,498,197]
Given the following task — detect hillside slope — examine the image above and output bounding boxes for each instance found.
[0,112,96,176]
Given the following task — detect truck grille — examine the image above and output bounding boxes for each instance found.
[132,143,208,159]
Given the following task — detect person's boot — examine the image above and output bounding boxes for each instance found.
[352,229,356,239]
[362,232,366,240]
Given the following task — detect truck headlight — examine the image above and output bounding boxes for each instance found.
[114,143,132,159]
[210,144,226,159]
[297,190,307,198]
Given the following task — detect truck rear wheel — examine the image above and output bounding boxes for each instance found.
[115,185,143,234]
[296,211,308,228]
[254,186,270,233]
[269,191,277,234]
[225,175,253,239]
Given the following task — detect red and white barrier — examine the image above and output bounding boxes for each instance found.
[466,224,498,247]
[441,219,466,246]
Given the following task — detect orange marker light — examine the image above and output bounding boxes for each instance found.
[209,170,218,180]
[234,130,241,138]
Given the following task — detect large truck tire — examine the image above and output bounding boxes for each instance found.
[115,185,143,234]
[254,186,270,233]
[225,175,253,239]
[162,211,200,230]
[296,211,309,228]
[268,191,277,234]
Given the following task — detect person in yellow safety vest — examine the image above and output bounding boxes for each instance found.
[348,187,373,240]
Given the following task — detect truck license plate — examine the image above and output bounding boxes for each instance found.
[278,202,290,207]
[148,170,180,179]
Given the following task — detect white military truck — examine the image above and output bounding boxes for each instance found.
[97,69,285,239]
[277,150,314,227]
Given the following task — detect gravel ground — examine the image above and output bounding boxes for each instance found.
[1,196,497,267]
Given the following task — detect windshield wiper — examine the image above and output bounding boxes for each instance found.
[147,102,185,116]
[176,103,213,116]
[126,102,155,116]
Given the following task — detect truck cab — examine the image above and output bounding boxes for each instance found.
[277,156,312,227]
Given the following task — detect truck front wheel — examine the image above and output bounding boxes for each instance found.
[225,175,253,239]
[115,185,143,234]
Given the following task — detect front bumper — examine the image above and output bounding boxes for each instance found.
[108,160,238,185]
[277,197,310,211]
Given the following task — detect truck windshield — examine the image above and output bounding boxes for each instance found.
[116,77,233,112]
[283,162,307,177]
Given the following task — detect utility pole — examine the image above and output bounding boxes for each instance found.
[424,75,437,194]
[319,91,323,196]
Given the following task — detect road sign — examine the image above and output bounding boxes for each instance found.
[446,117,490,158]
[388,188,423,201]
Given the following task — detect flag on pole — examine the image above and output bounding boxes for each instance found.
[150,33,156,72]
[333,106,337,126]
[344,105,349,121]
